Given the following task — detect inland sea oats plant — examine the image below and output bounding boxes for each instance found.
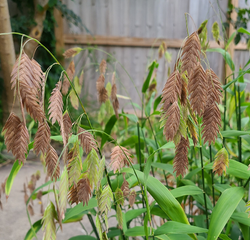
[2,20,250,240]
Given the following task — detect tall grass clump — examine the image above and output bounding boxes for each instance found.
[1,19,250,240]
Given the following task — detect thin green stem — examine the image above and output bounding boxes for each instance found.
[141,94,144,120]
[222,83,227,184]
[237,83,242,186]
[234,81,242,186]
[141,93,156,177]
[67,203,88,234]
[140,124,155,177]
[200,147,209,229]
[209,145,215,207]
[244,177,250,188]
[137,122,146,212]
[87,214,100,240]
[198,118,209,228]
[185,14,189,37]
[137,122,143,172]
[223,84,227,139]
[221,175,224,184]
[148,118,168,186]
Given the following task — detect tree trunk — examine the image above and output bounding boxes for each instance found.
[0,0,20,122]
[54,5,65,65]
[24,0,49,58]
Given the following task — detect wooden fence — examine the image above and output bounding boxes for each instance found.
[54,0,250,109]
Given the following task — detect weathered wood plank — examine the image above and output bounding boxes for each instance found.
[64,34,248,50]
[64,34,183,47]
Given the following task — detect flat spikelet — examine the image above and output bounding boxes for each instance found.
[28,204,34,216]
[161,101,180,141]
[111,75,119,118]
[99,59,107,75]
[116,204,123,229]
[42,202,56,240]
[63,112,72,146]
[19,82,45,122]
[115,188,124,206]
[187,118,198,146]
[172,111,187,146]
[58,166,68,220]
[78,127,97,154]
[34,121,51,155]
[45,145,60,180]
[121,173,130,198]
[245,201,250,217]
[68,184,79,205]
[201,69,222,145]
[11,53,45,122]
[109,146,132,173]
[69,76,82,110]
[188,63,207,116]
[148,79,157,93]
[85,148,100,188]
[62,61,75,95]
[67,144,82,186]
[206,69,223,104]
[11,122,29,164]
[98,185,113,215]
[173,136,190,177]
[95,215,103,240]
[212,22,220,44]
[180,73,188,106]
[97,157,106,189]
[96,74,108,103]
[112,97,119,119]
[11,53,43,94]
[111,74,117,102]
[31,59,45,94]
[161,70,182,112]
[63,47,82,58]
[99,86,108,103]
[213,148,229,176]
[10,53,31,90]
[158,42,167,59]
[2,112,21,153]
[181,32,201,77]
[48,81,63,125]
[129,189,136,207]
[78,128,97,154]
[79,70,84,86]
[96,74,105,92]
[85,149,100,188]
[202,103,221,145]
[77,178,91,206]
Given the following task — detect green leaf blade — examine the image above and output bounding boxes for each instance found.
[24,219,42,240]
[142,61,158,93]
[207,48,235,71]
[101,115,117,148]
[154,221,208,236]
[207,187,244,239]
[5,160,23,198]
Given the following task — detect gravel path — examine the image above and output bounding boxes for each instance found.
[0,160,96,240]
